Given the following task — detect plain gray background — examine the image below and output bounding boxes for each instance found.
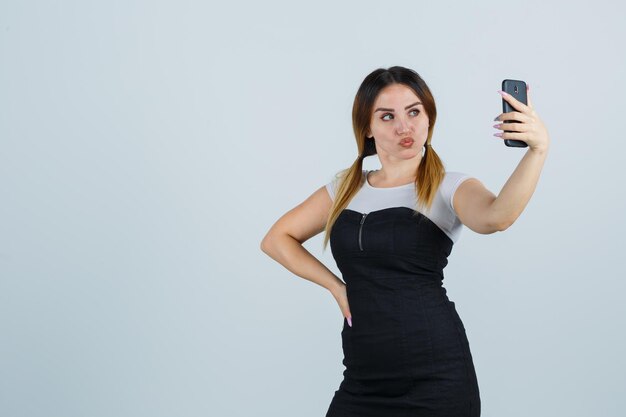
[1,1,625,416]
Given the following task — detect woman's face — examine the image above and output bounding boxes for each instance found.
[367,83,430,160]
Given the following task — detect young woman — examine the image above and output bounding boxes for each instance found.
[260,66,549,416]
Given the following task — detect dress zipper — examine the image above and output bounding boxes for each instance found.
[358,213,368,251]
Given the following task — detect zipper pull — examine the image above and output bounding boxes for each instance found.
[358,213,368,251]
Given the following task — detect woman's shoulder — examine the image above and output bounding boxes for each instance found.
[441,171,476,211]
[442,170,474,187]
[328,168,366,184]
[325,169,368,201]
[443,170,470,179]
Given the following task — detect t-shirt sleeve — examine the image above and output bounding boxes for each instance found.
[325,174,341,201]
[325,180,336,201]
[325,169,364,201]
[443,171,475,217]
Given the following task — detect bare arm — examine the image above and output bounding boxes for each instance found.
[260,186,344,294]
[489,147,548,229]
[454,85,550,232]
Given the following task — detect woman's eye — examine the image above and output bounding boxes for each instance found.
[381,109,420,121]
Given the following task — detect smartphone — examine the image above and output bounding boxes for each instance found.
[501,79,528,148]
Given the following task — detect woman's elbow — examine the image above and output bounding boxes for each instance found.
[260,234,274,254]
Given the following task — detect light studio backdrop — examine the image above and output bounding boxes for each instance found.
[1,1,624,416]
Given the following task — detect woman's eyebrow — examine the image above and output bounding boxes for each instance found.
[374,101,422,113]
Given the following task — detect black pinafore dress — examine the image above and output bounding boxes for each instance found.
[325,206,481,417]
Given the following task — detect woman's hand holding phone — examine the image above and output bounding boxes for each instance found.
[493,81,550,153]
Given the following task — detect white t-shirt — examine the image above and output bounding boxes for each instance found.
[325,169,474,244]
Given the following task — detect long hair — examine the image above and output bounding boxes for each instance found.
[322,66,446,251]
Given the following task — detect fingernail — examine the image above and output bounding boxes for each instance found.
[497,90,507,96]
[347,317,352,327]
[493,123,501,128]
[494,116,500,121]
[493,132,502,137]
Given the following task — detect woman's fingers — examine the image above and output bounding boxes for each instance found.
[493,122,529,132]
[493,131,529,142]
[493,84,549,151]
[332,283,352,326]
[498,90,532,115]
[495,111,531,123]
[341,302,352,327]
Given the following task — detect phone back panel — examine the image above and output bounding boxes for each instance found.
[502,79,528,148]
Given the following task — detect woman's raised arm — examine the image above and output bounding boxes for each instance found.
[454,85,550,232]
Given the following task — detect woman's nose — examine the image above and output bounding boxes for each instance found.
[396,118,410,134]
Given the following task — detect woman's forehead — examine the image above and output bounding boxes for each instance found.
[374,85,421,109]
[375,84,420,106]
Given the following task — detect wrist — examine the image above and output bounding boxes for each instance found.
[530,145,549,155]
[328,278,345,296]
